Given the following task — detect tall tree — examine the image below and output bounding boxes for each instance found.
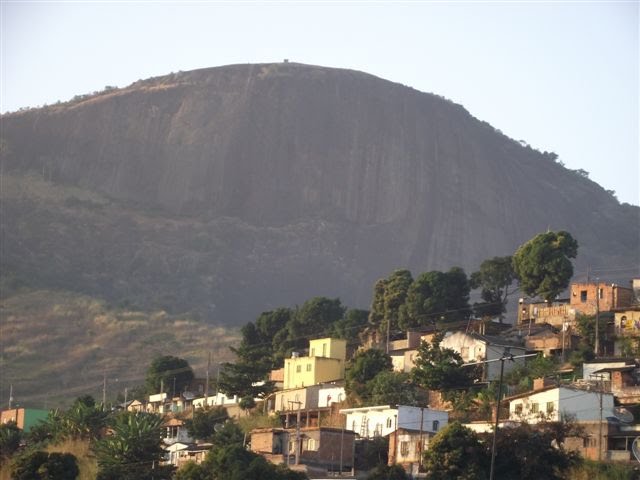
[512,231,578,301]
[330,308,369,344]
[368,279,387,330]
[345,348,393,401]
[411,334,480,396]
[280,297,346,356]
[400,268,471,329]
[383,270,413,335]
[145,355,194,396]
[470,256,517,320]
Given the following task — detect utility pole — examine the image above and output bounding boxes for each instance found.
[296,402,302,465]
[205,352,211,407]
[102,372,107,411]
[288,400,303,465]
[489,348,510,480]
[462,350,538,480]
[418,406,425,470]
[339,416,345,476]
[594,373,604,461]
[8,384,13,409]
[124,387,128,408]
[595,279,601,357]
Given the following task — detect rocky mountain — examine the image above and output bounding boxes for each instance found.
[1,62,638,326]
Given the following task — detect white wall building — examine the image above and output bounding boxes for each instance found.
[440,331,526,380]
[507,386,615,423]
[270,384,345,412]
[339,405,448,439]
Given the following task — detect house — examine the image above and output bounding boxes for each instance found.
[388,427,439,476]
[517,298,573,328]
[339,405,447,439]
[163,417,193,445]
[585,362,640,405]
[146,393,168,413]
[613,307,640,355]
[0,408,48,432]
[283,338,347,389]
[250,427,356,475]
[522,323,580,358]
[126,399,145,412]
[269,383,346,428]
[164,442,212,467]
[439,331,526,380]
[503,385,638,461]
[192,391,242,408]
[570,282,635,316]
[506,385,614,423]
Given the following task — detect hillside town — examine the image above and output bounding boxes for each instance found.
[3,274,640,479]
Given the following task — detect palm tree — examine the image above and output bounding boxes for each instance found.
[93,411,173,480]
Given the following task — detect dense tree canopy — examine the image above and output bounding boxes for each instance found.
[329,308,369,344]
[423,422,489,480]
[184,406,229,442]
[11,451,79,480]
[512,231,578,301]
[411,334,480,394]
[345,348,393,401]
[145,355,194,396]
[368,270,413,337]
[470,256,516,319]
[400,267,471,329]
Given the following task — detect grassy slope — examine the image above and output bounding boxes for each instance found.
[0,288,238,408]
[0,172,240,408]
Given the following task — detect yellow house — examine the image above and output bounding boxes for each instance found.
[283,338,346,389]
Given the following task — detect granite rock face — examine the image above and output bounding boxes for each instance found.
[1,63,637,324]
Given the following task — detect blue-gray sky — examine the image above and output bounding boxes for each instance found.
[1,1,638,205]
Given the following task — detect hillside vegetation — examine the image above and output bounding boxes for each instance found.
[0,288,238,408]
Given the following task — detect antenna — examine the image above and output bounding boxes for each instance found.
[613,407,634,424]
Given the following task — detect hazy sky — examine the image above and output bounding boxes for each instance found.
[1,1,638,205]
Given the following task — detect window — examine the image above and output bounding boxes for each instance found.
[400,441,409,456]
[322,343,327,357]
[515,403,523,415]
[546,402,555,414]
[580,290,588,303]
[296,365,301,373]
[432,420,439,432]
[531,403,539,414]
[386,417,392,428]
[598,288,604,300]
[306,363,312,372]
[306,438,318,451]
[311,348,315,356]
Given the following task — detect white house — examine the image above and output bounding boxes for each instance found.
[163,418,193,445]
[439,331,526,380]
[339,405,448,439]
[507,386,615,423]
[270,384,345,413]
[192,391,243,409]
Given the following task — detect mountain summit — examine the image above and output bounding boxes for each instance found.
[1,63,637,324]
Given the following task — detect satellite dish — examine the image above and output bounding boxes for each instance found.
[632,437,640,463]
[613,407,634,424]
